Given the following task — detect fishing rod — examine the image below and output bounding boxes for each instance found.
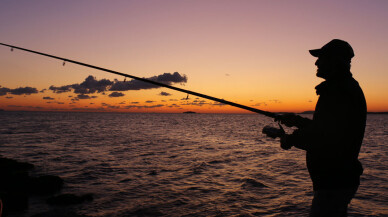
[0,42,277,118]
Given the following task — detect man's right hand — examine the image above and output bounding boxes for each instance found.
[275,113,312,128]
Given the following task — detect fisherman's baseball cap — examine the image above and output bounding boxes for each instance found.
[309,39,354,59]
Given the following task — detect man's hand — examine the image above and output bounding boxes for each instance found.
[275,113,312,128]
[280,134,293,150]
[262,123,285,139]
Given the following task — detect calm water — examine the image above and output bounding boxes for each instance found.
[0,112,387,217]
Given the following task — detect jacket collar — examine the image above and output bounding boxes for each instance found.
[315,72,353,95]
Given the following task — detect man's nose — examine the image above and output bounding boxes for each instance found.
[315,59,319,66]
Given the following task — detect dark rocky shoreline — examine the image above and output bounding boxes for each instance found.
[0,157,92,217]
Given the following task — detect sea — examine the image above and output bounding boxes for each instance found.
[0,111,386,217]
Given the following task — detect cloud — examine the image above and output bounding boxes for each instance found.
[49,85,73,94]
[107,105,120,109]
[159,91,171,96]
[76,94,97,100]
[50,75,113,94]
[167,104,180,108]
[100,102,120,109]
[71,107,106,112]
[211,102,227,106]
[40,89,46,93]
[108,92,125,97]
[43,96,55,100]
[74,76,113,94]
[145,100,154,103]
[49,73,187,96]
[124,104,164,109]
[181,101,209,107]
[110,72,187,91]
[6,96,13,99]
[0,87,10,96]
[11,87,39,95]
[7,105,43,109]
[268,99,281,103]
[252,102,268,107]
[0,86,38,96]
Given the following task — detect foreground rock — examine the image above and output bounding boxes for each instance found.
[31,209,91,217]
[47,193,93,205]
[0,157,64,214]
[29,175,64,195]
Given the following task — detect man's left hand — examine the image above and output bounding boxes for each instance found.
[280,135,293,150]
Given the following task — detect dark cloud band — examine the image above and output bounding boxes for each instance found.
[50,72,187,94]
[0,86,38,96]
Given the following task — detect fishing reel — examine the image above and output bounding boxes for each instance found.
[262,123,285,139]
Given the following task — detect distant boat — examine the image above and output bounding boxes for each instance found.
[183,111,196,114]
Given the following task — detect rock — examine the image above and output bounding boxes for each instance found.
[31,209,91,217]
[0,157,34,173]
[29,175,64,195]
[0,191,29,213]
[0,158,34,213]
[46,193,93,205]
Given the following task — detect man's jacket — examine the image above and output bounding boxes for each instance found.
[289,73,367,190]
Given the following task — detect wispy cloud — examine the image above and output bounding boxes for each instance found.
[252,102,268,107]
[108,92,125,97]
[124,104,164,109]
[159,91,171,96]
[180,100,209,106]
[268,99,281,103]
[76,94,97,100]
[7,105,43,109]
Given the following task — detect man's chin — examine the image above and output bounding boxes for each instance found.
[316,71,326,79]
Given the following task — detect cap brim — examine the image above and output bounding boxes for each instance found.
[309,49,321,57]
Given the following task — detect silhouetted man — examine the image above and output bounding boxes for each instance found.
[278,39,367,217]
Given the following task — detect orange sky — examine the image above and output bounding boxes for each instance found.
[1,1,387,113]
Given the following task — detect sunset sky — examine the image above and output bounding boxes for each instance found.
[1,0,387,113]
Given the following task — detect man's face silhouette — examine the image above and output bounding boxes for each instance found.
[315,55,336,79]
